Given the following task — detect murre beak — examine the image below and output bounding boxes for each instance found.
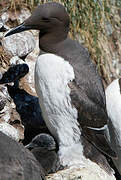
[4,23,31,37]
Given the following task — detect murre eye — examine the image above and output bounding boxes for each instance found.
[41,17,50,22]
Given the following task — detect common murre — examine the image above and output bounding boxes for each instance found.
[5,2,117,168]
[106,78,121,176]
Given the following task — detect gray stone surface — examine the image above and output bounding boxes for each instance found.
[2,31,36,58]
[47,163,116,180]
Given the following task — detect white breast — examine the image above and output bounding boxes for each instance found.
[106,79,121,174]
[34,53,84,166]
[106,79,121,144]
[35,53,80,145]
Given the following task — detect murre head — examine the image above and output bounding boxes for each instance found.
[5,2,70,43]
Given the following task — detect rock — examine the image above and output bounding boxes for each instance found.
[0,96,6,111]
[21,31,40,95]
[24,55,37,95]
[0,21,3,29]
[2,31,36,58]
[0,79,24,140]
[9,119,24,141]
[0,122,19,141]
[10,56,25,65]
[0,17,9,32]
[0,46,11,69]
[0,32,4,39]
[18,8,31,24]
[47,163,116,180]
[0,84,11,101]
[0,72,2,80]
[1,12,9,24]
[105,22,113,36]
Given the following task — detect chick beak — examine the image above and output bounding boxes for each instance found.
[25,142,35,150]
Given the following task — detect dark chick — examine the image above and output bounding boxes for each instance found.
[26,133,60,175]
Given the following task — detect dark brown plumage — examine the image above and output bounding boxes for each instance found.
[0,131,46,180]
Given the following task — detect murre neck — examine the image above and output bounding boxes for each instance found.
[39,28,69,49]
